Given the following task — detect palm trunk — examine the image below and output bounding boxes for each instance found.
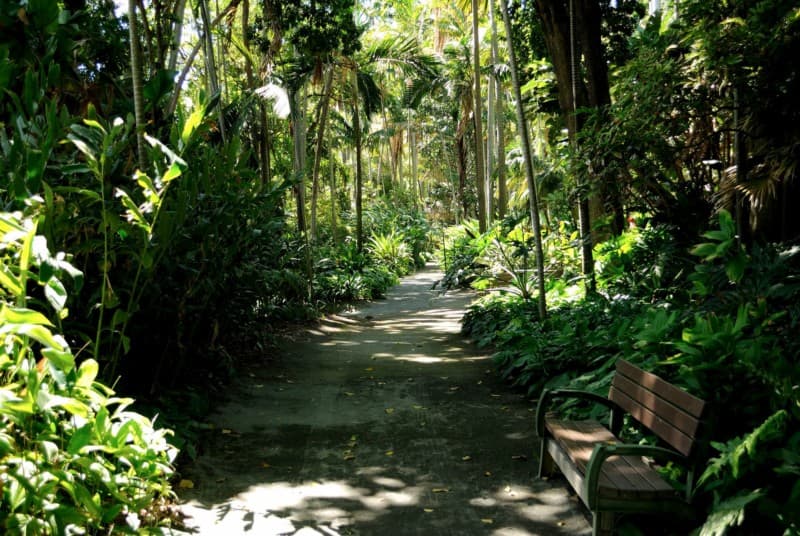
[471,0,487,233]
[500,0,547,319]
[353,68,364,253]
[311,65,334,241]
[128,0,147,171]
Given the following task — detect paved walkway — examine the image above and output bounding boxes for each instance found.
[177,266,590,535]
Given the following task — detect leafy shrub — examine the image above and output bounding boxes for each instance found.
[368,230,413,276]
[0,209,178,534]
[466,210,800,533]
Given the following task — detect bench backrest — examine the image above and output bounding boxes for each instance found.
[609,359,705,457]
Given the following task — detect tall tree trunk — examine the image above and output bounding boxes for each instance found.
[353,69,364,253]
[128,0,147,171]
[167,0,187,72]
[471,0,487,233]
[198,0,225,143]
[496,78,508,219]
[330,157,338,245]
[533,0,599,291]
[311,65,334,241]
[487,0,500,222]
[500,0,547,319]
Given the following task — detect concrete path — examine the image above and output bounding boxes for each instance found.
[177,266,590,535]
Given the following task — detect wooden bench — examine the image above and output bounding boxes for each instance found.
[535,359,706,535]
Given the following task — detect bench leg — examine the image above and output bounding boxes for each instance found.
[538,438,555,478]
[592,511,614,536]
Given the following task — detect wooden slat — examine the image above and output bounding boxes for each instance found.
[612,374,702,438]
[546,419,676,500]
[615,359,705,418]
[609,386,694,456]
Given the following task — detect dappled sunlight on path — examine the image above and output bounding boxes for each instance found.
[177,265,590,535]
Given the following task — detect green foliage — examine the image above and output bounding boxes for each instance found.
[0,209,178,534]
[368,230,413,276]
[465,210,800,533]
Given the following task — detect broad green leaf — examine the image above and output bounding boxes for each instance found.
[41,347,75,371]
[181,107,206,146]
[45,276,68,312]
[114,188,150,231]
[0,323,65,350]
[82,118,107,134]
[0,266,23,296]
[76,359,99,388]
[161,162,182,183]
[0,306,53,327]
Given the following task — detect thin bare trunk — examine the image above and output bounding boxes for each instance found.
[311,65,334,241]
[167,0,187,72]
[353,69,364,252]
[472,0,487,232]
[129,0,147,171]
[500,0,547,319]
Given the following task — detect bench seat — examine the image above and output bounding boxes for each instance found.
[536,359,706,535]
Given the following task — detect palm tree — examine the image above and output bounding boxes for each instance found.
[471,0,488,233]
[128,0,146,171]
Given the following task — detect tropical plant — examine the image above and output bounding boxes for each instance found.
[0,209,178,534]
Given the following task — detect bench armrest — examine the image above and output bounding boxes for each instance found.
[584,443,688,510]
[535,389,621,437]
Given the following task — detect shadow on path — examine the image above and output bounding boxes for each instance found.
[177,266,590,535]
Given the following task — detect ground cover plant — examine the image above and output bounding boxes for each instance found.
[0,209,178,534]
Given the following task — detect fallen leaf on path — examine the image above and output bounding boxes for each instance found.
[178,479,194,489]
[432,488,449,493]
[385,408,395,414]
[481,518,494,524]
[461,456,472,461]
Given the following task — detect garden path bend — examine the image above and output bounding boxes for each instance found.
[177,265,590,535]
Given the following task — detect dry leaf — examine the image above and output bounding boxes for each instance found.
[423,508,434,513]
[481,518,494,524]
[178,479,194,489]
[343,452,356,461]
[432,488,449,493]
[461,456,472,461]
[385,450,394,457]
